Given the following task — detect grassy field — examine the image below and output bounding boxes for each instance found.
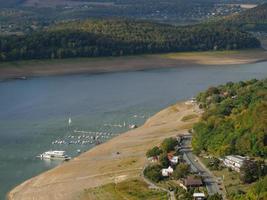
[181,114,199,122]
[212,168,254,196]
[80,179,168,200]
[0,55,131,68]
[157,180,181,190]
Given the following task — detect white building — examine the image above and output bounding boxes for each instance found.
[169,156,179,165]
[161,166,173,177]
[193,192,205,200]
[223,155,247,172]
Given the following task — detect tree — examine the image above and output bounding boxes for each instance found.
[240,160,258,184]
[237,176,267,200]
[172,163,190,179]
[159,152,170,168]
[193,79,267,157]
[161,137,178,153]
[146,146,163,158]
[144,164,163,183]
[0,19,260,62]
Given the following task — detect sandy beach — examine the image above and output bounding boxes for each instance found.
[8,102,201,200]
[1,49,267,80]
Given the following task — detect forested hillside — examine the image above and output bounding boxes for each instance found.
[192,79,267,157]
[0,20,260,61]
[221,3,267,31]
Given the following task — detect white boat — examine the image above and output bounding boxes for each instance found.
[38,151,71,161]
[129,124,137,129]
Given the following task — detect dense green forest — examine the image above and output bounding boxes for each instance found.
[0,20,260,61]
[192,79,267,157]
[220,3,267,31]
[231,176,267,200]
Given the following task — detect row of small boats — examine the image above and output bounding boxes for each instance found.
[38,118,138,161]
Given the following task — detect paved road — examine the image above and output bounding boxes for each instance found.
[180,135,222,196]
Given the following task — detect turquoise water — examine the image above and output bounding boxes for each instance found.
[0,62,267,199]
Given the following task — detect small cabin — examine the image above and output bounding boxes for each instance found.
[180,176,203,190]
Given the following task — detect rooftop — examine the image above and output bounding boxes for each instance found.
[225,155,247,163]
[184,176,203,187]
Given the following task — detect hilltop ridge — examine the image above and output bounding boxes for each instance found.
[221,3,267,31]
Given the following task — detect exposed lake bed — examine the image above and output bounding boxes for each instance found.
[1,50,267,81]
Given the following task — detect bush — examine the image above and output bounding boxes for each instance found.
[207,193,223,200]
[175,186,194,200]
[207,157,221,170]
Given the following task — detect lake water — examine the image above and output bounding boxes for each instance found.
[0,62,267,199]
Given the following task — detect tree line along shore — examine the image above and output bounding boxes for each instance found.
[1,2,267,63]
[0,20,260,62]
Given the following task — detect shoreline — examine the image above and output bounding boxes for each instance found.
[8,101,201,200]
[1,49,267,81]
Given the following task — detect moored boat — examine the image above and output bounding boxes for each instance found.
[38,150,71,161]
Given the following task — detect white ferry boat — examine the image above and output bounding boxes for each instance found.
[38,150,71,161]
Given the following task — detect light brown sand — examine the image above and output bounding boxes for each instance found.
[163,49,267,65]
[1,50,267,80]
[8,102,200,200]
